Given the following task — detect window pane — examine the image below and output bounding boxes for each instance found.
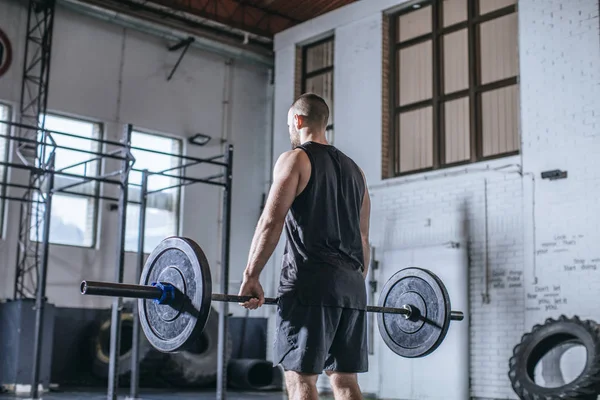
[444,29,468,94]
[479,0,516,15]
[41,114,101,176]
[0,104,9,179]
[304,72,334,127]
[444,97,470,164]
[129,132,181,193]
[125,204,178,254]
[0,105,8,163]
[481,84,520,157]
[305,40,333,74]
[444,0,467,27]
[0,104,10,234]
[32,114,101,247]
[397,5,432,42]
[398,40,432,106]
[125,131,182,253]
[479,13,518,85]
[32,193,94,247]
[397,106,433,173]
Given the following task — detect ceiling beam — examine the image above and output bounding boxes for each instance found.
[231,0,301,23]
[146,0,298,38]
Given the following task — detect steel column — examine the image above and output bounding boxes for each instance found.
[107,125,133,400]
[29,155,55,400]
[130,169,148,400]
[217,144,233,400]
[14,0,56,300]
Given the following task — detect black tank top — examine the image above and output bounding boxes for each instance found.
[278,142,367,309]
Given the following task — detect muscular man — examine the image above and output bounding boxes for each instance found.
[238,93,371,400]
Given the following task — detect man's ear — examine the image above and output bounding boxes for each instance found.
[294,114,304,129]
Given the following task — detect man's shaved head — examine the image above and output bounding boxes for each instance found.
[290,93,330,130]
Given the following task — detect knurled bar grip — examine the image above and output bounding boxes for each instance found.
[81,280,464,321]
[80,280,162,300]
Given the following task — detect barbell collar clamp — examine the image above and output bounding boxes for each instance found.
[151,282,176,305]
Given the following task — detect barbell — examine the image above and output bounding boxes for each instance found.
[80,236,465,358]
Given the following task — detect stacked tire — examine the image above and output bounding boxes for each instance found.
[159,307,232,387]
[90,305,231,388]
[90,304,166,387]
[509,315,600,400]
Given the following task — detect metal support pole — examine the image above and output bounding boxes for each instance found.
[30,158,55,400]
[130,169,148,400]
[107,125,132,400]
[217,144,233,400]
[167,37,194,81]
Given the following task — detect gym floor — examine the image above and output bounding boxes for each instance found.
[0,390,290,400]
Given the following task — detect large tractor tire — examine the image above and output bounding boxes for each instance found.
[509,315,600,400]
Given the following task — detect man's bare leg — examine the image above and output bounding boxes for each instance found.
[284,371,319,400]
[325,371,362,400]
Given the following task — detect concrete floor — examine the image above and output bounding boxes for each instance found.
[0,389,290,400]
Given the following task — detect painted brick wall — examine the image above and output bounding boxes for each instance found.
[519,0,600,331]
[271,0,600,398]
[369,161,525,399]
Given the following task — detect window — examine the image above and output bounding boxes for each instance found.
[32,113,102,247]
[385,0,519,176]
[125,130,182,254]
[299,36,335,144]
[0,103,11,234]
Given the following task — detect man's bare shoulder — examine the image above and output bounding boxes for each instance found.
[275,148,310,171]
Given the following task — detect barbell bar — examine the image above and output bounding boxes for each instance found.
[80,236,466,358]
[80,281,464,321]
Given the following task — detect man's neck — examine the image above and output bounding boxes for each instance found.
[302,131,328,145]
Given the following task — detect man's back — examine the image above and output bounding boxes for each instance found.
[278,141,367,309]
[240,94,370,391]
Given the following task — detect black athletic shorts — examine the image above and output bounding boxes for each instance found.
[274,293,368,374]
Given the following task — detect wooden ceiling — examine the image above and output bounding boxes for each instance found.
[143,0,357,38]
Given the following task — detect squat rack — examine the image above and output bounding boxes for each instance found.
[0,119,235,400]
[7,0,235,397]
[0,119,135,399]
[126,140,234,400]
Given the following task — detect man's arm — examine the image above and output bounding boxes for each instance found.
[359,170,371,280]
[243,150,305,280]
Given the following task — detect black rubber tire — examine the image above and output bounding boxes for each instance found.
[90,307,166,385]
[160,307,232,387]
[509,315,600,400]
[227,359,275,390]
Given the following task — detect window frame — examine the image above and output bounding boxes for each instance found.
[387,0,519,177]
[0,101,13,238]
[125,128,184,254]
[34,111,104,248]
[300,35,335,144]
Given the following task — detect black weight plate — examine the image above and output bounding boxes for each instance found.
[377,267,451,358]
[138,237,212,353]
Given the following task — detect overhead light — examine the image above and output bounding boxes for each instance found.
[189,133,211,146]
[412,3,422,8]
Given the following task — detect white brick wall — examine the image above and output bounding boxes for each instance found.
[273,0,600,398]
[519,0,600,330]
[370,162,525,399]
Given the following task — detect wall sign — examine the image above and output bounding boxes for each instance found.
[0,27,13,78]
